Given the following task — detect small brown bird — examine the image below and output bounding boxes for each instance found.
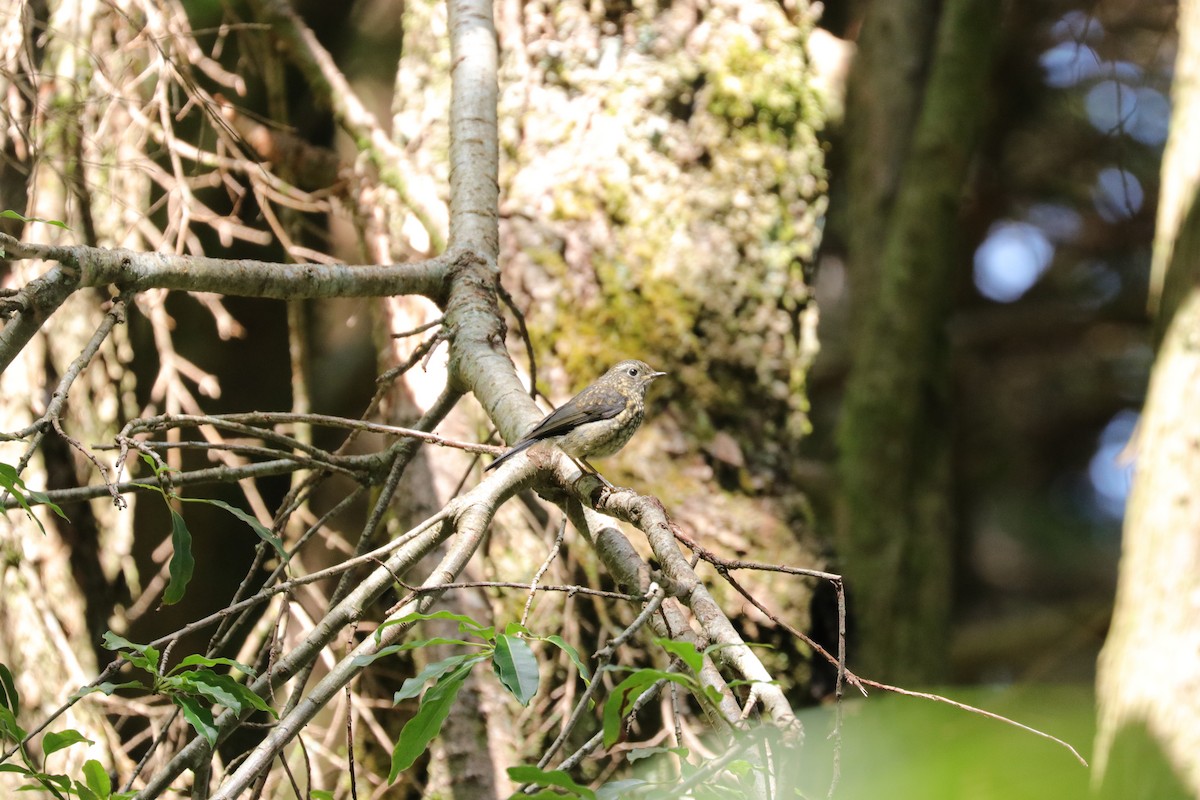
[486,359,667,477]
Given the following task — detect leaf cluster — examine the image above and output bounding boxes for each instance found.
[85,634,276,749]
[0,662,127,799]
[352,610,585,782]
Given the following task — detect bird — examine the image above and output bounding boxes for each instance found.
[485,359,667,480]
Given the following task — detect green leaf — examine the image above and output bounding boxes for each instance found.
[601,670,697,749]
[24,770,72,799]
[540,635,591,682]
[24,489,67,521]
[164,672,236,711]
[393,654,485,702]
[162,509,194,605]
[310,792,334,800]
[138,453,173,478]
[596,779,649,799]
[0,463,52,536]
[173,696,217,746]
[0,662,19,715]
[507,765,596,800]
[0,210,69,229]
[81,760,111,799]
[100,633,160,676]
[376,611,494,642]
[178,497,286,561]
[602,673,654,749]
[72,780,101,800]
[625,745,675,764]
[0,705,28,742]
[503,621,531,636]
[492,634,539,706]
[388,663,472,781]
[171,670,274,717]
[170,654,257,678]
[70,681,143,700]
[656,638,704,675]
[352,637,485,668]
[41,729,92,757]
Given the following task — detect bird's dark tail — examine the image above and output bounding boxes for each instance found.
[484,438,536,471]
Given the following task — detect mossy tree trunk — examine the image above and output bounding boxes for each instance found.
[836,0,1002,682]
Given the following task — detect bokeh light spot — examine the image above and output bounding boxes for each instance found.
[1092,167,1143,222]
[1089,410,1138,519]
[1086,80,1138,133]
[973,221,1055,303]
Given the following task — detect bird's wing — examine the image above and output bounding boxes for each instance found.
[485,385,628,472]
[518,384,627,442]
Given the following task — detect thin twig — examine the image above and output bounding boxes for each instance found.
[390,317,443,338]
[521,514,567,628]
[498,284,539,400]
[858,678,1089,767]
[535,584,665,771]
[3,459,313,509]
[716,568,864,696]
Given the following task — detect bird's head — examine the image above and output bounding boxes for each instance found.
[604,359,667,395]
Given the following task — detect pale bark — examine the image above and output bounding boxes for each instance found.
[1094,0,1200,794]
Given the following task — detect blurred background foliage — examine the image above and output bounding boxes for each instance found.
[815,0,1167,685]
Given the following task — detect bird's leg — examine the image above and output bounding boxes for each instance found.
[569,455,614,488]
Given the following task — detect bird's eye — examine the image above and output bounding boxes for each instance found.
[627,367,639,377]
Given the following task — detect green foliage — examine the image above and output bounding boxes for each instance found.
[0,209,69,231]
[366,616,759,792]
[364,613,547,781]
[0,661,134,799]
[0,462,69,536]
[137,454,285,605]
[388,659,473,781]
[163,509,193,605]
[508,765,596,799]
[539,634,591,683]
[0,663,19,718]
[600,649,724,750]
[42,730,93,757]
[512,728,780,799]
[492,630,540,706]
[99,633,272,747]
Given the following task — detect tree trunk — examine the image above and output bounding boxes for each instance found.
[836,0,1001,682]
[1094,1,1200,795]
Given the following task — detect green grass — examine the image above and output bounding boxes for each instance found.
[787,684,1096,800]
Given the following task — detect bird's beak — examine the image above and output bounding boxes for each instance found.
[651,371,667,379]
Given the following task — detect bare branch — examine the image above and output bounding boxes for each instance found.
[0,233,452,301]
[205,470,520,798]
[0,263,79,373]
